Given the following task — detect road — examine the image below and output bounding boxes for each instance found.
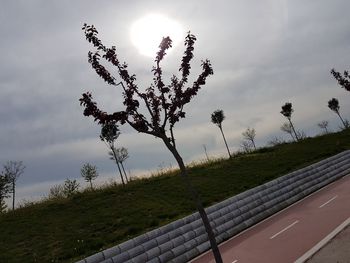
[191,174,350,263]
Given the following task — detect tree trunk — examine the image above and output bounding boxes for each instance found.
[12,182,15,210]
[161,136,223,263]
[219,125,231,158]
[90,180,93,190]
[203,144,210,162]
[251,140,256,150]
[111,148,125,186]
[289,131,295,141]
[337,112,347,129]
[120,162,129,183]
[288,119,299,142]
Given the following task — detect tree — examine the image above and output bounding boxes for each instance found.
[267,136,285,147]
[48,184,65,199]
[0,174,10,213]
[328,98,348,129]
[100,122,127,185]
[317,120,330,134]
[240,140,253,153]
[79,24,222,262]
[211,109,231,158]
[63,179,80,197]
[280,102,299,141]
[2,161,25,210]
[110,147,129,183]
[331,68,350,91]
[242,127,257,150]
[81,163,99,189]
[280,122,296,141]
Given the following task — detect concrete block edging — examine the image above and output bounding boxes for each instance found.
[77,150,350,263]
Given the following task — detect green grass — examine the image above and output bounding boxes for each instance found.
[1,129,350,262]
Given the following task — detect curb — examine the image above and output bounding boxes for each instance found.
[294,217,350,263]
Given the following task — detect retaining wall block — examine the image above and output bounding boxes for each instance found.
[171,254,189,263]
[157,250,174,262]
[119,239,135,252]
[155,233,170,246]
[130,253,148,263]
[196,241,210,254]
[183,238,197,250]
[171,244,187,258]
[146,246,161,260]
[85,253,105,263]
[111,251,130,262]
[142,239,158,251]
[132,234,149,247]
[146,228,161,240]
[182,230,196,242]
[158,240,174,254]
[146,257,160,263]
[102,246,121,259]
[193,226,205,237]
[194,233,208,245]
[127,245,144,259]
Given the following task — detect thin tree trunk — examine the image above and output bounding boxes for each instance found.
[337,112,347,129]
[120,162,129,183]
[288,119,299,142]
[162,136,223,263]
[203,144,210,162]
[251,140,256,150]
[289,131,295,141]
[111,148,125,186]
[90,180,93,190]
[219,125,231,158]
[12,182,15,210]
[116,161,125,186]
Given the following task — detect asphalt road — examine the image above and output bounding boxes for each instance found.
[191,174,350,263]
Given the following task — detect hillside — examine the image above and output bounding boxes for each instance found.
[1,130,350,262]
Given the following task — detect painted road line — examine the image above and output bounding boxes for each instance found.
[295,217,350,263]
[270,220,299,239]
[231,260,238,263]
[319,195,338,208]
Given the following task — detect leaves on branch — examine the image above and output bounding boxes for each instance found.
[331,68,350,91]
[280,102,293,119]
[79,24,213,142]
[328,98,340,113]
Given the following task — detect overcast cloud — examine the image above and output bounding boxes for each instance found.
[1,0,350,205]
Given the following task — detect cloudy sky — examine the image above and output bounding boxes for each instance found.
[1,0,350,206]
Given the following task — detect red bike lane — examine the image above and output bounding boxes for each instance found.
[191,175,350,263]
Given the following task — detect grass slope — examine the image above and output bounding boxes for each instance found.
[1,130,350,262]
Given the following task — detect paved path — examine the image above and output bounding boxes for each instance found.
[192,175,350,263]
[306,224,350,263]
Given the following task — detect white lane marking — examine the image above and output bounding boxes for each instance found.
[270,220,299,239]
[295,217,350,263]
[319,195,338,208]
[232,260,238,263]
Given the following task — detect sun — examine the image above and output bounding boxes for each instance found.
[130,14,184,57]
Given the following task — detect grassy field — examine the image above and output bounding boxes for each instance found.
[1,129,350,262]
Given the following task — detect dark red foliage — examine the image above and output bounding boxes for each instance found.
[331,68,350,91]
[80,24,213,141]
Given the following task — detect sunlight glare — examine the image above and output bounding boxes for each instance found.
[130,14,184,57]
